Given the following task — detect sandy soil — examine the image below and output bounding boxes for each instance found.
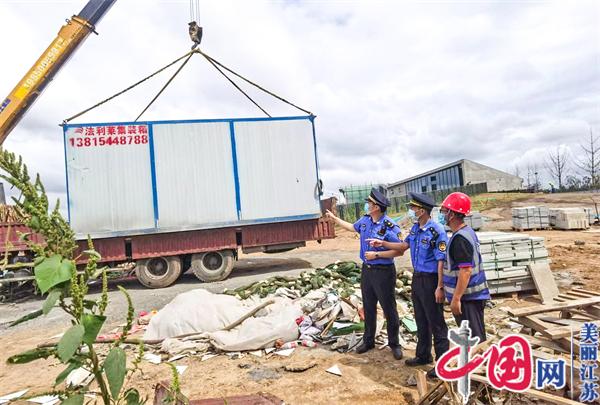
[1,191,599,404]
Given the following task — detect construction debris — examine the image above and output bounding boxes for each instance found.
[325,364,342,377]
[507,287,600,352]
[0,390,28,405]
[512,206,550,231]
[549,207,590,230]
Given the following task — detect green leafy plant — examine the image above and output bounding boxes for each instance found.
[0,149,145,405]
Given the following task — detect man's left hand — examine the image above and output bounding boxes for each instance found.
[450,298,462,316]
[365,251,378,261]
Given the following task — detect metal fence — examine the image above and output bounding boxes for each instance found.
[336,182,488,223]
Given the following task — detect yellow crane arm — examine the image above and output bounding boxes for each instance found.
[0,0,117,144]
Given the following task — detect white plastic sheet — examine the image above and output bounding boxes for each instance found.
[144,289,302,351]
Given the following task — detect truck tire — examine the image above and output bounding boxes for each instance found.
[135,256,182,288]
[191,250,235,282]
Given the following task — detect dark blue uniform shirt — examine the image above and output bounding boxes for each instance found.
[405,220,448,274]
[353,214,402,265]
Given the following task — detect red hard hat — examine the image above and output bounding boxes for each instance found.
[441,192,471,216]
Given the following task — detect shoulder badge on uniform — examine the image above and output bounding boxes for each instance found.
[397,232,402,239]
[439,241,447,252]
[360,223,366,230]
[384,219,394,228]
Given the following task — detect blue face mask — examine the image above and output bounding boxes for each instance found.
[438,212,447,226]
[364,203,370,214]
[408,209,417,221]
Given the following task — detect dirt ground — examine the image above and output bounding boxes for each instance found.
[0,191,599,404]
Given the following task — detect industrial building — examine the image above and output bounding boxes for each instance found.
[387,159,522,197]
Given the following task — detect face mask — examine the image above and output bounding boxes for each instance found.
[408,209,417,221]
[364,203,370,214]
[438,212,447,225]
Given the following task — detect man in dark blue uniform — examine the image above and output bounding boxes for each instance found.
[326,188,403,360]
[369,192,449,378]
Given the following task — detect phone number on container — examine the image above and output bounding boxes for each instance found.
[68,135,148,147]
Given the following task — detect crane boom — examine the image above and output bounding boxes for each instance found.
[0,0,117,144]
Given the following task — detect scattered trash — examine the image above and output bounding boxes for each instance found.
[406,374,417,387]
[401,316,418,333]
[326,364,342,377]
[143,353,162,365]
[175,365,188,376]
[274,348,295,357]
[168,353,188,362]
[200,353,218,362]
[574,240,585,246]
[28,395,60,405]
[0,390,28,404]
[65,367,94,387]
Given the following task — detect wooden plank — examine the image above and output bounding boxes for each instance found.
[497,331,568,353]
[416,370,428,400]
[417,338,497,405]
[565,290,596,299]
[572,287,600,296]
[557,293,600,315]
[517,316,555,337]
[470,374,581,404]
[528,263,559,304]
[508,296,600,317]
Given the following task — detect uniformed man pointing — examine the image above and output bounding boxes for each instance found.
[369,192,449,379]
[326,188,403,360]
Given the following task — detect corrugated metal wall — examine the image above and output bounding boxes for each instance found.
[64,125,155,235]
[234,119,320,221]
[64,117,321,238]
[152,122,238,227]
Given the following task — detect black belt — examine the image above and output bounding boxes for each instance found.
[362,263,395,270]
[413,271,438,278]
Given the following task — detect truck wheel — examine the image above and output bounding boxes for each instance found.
[191,250,235,282]
[135,256,182,288]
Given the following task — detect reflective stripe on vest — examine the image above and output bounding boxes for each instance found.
[443,226,490,301]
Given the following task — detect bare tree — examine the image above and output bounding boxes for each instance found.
[533,163,541,191]
[545,146,570,190]
[526,163,533,190]
[575,127,600,188]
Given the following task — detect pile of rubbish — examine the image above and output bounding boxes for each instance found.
[136,261,420,363]
[224,261,413,302]
[223,261,361,299]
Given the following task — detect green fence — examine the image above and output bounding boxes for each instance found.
[336,183,488,223]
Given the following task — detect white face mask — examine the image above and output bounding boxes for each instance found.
[364,203,370,214]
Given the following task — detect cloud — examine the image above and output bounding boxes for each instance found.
[0,0,598,207]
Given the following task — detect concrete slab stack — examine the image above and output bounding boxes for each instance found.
[549,207,589,230]
[477,231,550,295]
[511,206,550,231]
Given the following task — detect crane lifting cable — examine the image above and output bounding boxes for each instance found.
[63,37,313,124]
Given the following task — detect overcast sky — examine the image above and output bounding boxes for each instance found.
[1,0,599,207]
